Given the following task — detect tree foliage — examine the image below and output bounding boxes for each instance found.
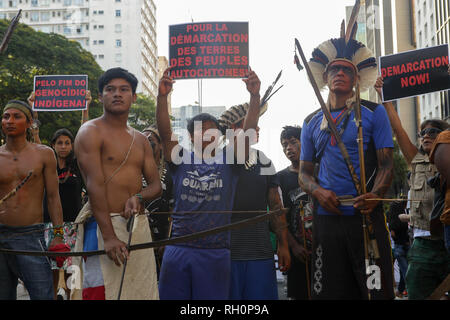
[0,20,104,144]
[128,93,156,131]
[391,138,409,197]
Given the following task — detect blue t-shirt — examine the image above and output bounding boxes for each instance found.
[300,104,393,216]
[169,148,240,248]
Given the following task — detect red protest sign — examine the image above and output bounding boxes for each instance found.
[380,45,450,101]
[169,22,249,80]
[33,75,88,111]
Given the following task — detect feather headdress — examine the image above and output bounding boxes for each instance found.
[218,102,268,130]
[308,0,377,92]
[309,37,378,92]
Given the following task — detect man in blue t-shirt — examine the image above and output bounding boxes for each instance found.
[298,37,395,299]
[156,66,262,300]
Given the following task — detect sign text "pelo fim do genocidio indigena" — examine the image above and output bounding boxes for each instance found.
[33,75,88,111]
[169,22,249,80]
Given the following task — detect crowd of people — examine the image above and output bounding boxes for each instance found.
[0,29,449,301]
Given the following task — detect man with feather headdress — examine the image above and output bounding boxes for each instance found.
[298,4,395,299]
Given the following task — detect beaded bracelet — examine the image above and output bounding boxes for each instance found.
[53,226,64,238]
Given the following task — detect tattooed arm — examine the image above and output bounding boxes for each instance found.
[299,160,341,215]
[354,147,394,215]
[268,187,291,272]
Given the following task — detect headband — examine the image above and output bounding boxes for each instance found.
[3,102,33,121]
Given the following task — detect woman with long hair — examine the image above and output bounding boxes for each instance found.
[29,91,91,299]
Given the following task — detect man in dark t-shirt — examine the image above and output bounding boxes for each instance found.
[277,125,311,300]
[219,103,290,300]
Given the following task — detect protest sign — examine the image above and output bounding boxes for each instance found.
[33,75,88,111]
[169,21,249,80]
[380,44,450,101]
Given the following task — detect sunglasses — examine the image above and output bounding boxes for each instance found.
[327,65,355,77]
[418,127,442,139]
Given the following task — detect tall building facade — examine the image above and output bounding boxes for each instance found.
[414,0,441,122]
[0,0,158,100]
[348,0,419,144]
[435,0,450,122]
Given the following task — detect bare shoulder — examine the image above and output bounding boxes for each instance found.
[75,118,103,146]
[27,143,56,169]
[133,129,149,145]
[77,118,102,136]
[31,143,54,157]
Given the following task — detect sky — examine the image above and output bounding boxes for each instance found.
[154,0,358,171]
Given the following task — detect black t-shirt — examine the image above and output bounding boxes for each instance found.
[145,162,174,241]
[387,201,410,246]
[276,166,313,249]
[43,162,84,223]
[231,150,279,260]
[277,167,300,210]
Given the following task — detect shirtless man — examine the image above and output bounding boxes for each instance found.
[0,100,64,300]
[74,68,162,300]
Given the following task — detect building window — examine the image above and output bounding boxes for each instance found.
[30,11,39,22]
[116,39,122,47]
[99,54,104,59]
[115,9,121,17]
[98,10,104,15]
[99,40,104,44]
[41,11,50,21]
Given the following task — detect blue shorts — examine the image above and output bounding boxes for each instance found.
[0,224,53,300]
[158,245,230,300]
[229,259,278,300]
